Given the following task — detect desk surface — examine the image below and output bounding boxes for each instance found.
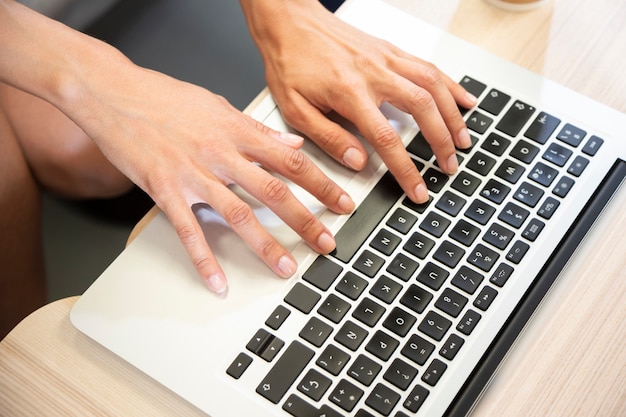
[1,0,626,416]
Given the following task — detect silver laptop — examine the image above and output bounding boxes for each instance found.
[71,0,626,416]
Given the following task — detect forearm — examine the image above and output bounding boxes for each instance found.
[0,0,132,120]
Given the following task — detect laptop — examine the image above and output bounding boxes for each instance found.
[71,0,626,416]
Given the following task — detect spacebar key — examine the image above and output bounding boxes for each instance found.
[256,341,314,404]
[332,171,403,263]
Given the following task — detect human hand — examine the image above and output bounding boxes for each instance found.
[65,56,355,294]
[241,0,477,203]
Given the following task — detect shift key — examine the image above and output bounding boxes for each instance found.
[256,341,314,404]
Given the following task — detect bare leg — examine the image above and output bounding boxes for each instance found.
[0,106,45,339]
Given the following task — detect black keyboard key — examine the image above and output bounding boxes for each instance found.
[467,243,500,272]
[498,202,530,229]
[316,344,350,376]
[459,76,487,99]
[318,294,351,324]
[466,111,493,134]
[365,330,400,361]
[383,307,417,337]
[416,262,449,291]
[480,179,511,205]
[370,275,403,304]
[402,195,432,214]
[247,328,282,359]
[465,199,496,225]
[528,161,559,187]
[423,168,449,193]
[521,218,545,242]
[348,354,382,386]
[400,284,433,314]
[386,252,419,282]
[451,170,482,196]
[567,155,589,177]
[439,333,465,360]
[226,352,253,379]
[433,240,466,268]
[332,171,402,263]
[336,271,368,300]
[537,196,560,219]
[265,305,291,330]
[257,341,314,404]
[467,151,497,176]
[353,297,386,327]
[335,321,369,351]
[479,88,511,115]
[543,142,573,167]
[490,263,515,287]
[329,379,363,412]
[404,385,430,413]
[401,334,435,366]
[506,240,530,264]
[297,369,332,401]
[514,181,544,208]
[553,176,576,198]
[366,383,401,415]
[483,222,515,250]
[384,358,418,390]
[482,132,511,156]
[435,288,468,318]
[524,111,560,144]
[418,311,452,341]
[370,228,402,256]
[353,249,385,278]
[510,139,540,164]
[495,159,525,184]
[436,191,467,217]
[387,208,418,234]
[556,123,586,147]
[421,359,447,386]
[496,100,536,137]
[302,256,342,291]
[456,309,482,335]
[451,265,484,295]
[299,317,333,347]
[449,219,481,246]
[473,286,498,311]
[582,135,604,156]
[283,394,319,417]
[284,283,321,314]
[407,131,434,161]
[404,231,435,259]
[420,211,451,238]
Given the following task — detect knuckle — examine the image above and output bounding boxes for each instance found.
[406,86,434,111]
[261,176,290,205]
[420,63,443,87]
[257,237,281,259]
[223,200,255,228]
[373,124,400,150]
[298,211,320,236]
[282,148,308,176]
[315,127,344,150]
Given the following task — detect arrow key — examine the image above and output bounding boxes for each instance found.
[226,352,252,379]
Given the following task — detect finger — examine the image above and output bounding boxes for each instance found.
[229,161,339,255]
[278,93,369,171]
[160,196,229,294]
[392,60,474,150]
[344,99,429,203]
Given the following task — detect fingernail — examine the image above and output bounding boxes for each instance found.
[342,147,366,170]
[458,127,472,149]
[271,131,304,148]
[277,255,298,278]
[466,92,478,106]
[414,183,429,203]
[338,193,355,213]
[317,232,336,253]
[446,153,459,175]
[205,274,228,294]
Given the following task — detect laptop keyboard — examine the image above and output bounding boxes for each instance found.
[225,76,604,416]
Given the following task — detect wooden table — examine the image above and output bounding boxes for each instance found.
[1,0,625,416]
